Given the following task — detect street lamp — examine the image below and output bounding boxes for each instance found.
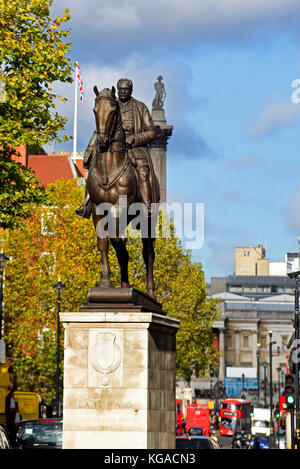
[53,278,65,417]
[263,361,267,408]
[0,251,10,340]
[269,331,276,440]
[277,366,282,398]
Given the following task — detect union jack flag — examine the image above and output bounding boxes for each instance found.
[76,62,84,103]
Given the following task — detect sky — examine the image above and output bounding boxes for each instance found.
[49,0,300,283]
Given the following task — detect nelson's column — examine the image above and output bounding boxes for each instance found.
[149,76,173,204]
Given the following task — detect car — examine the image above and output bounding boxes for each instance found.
[176,435,220,449]
[0,426,12,449]
[14,418,62,449]
[252,433,269,449]
[275,429,286,449]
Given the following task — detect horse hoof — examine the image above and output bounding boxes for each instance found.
[99,279,113,289]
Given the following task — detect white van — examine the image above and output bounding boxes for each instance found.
[251,408,271,436]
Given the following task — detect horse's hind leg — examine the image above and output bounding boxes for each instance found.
[111,237,130,288]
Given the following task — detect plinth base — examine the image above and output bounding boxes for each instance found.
[61,306,179,449]
[80,287,164,314]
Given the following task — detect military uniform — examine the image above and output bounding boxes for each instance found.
[77,95,156,218]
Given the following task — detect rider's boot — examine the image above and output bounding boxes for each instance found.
[75,194,92,219]
[139,179,152,216]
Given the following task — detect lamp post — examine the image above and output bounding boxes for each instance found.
[268,332,281,447]
[0,252,10,340]
[287,270,300,446]
[53,278,65,417]
[257,343,261,404]
[269,331,276,440]
[277,366,282,399]
[263,361,267,408]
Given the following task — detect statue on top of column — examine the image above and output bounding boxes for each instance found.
[152,76,166,110]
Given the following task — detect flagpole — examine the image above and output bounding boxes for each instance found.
[73,61,78,159]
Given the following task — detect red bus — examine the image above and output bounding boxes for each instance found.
[186,403,210,436]
[176,399,184,436]
[219,399,251,436]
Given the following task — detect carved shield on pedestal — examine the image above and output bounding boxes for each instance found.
[89,332,122,387]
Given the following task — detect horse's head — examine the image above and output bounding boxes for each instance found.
[93,86,118,148]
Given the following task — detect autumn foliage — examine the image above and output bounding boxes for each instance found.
[3,179,220,403]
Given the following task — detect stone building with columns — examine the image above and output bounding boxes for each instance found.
[212,291,294,386]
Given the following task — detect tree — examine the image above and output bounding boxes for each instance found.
[3,179,220,403]
[0,145,47,229]
[0,0,73,229]
[0,0,73,147]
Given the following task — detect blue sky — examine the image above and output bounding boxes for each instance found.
[50,0,300,282]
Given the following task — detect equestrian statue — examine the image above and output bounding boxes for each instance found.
[76,79,160,298]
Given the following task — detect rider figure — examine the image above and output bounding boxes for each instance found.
[76,78,156,218]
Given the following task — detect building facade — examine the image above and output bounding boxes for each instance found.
[212,292,294,385]
[211,274,296,301]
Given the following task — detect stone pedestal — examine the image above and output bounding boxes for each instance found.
[61,288,180,449]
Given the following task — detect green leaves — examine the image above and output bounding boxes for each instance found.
[0,0,73,147]
[0,1,72,229]
[0,145,49,229]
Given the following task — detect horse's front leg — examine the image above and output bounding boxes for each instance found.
[98,236,113,288]
[92,209,113,288]
[111,237,130,288]
[142,237,156,298]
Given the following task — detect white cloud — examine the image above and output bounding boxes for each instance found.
[93,4,140,30]
[50,55,214,159]
[285,185,300,233]
[51,0,300,58]
[248,100,300,136]
[227,154,264,169]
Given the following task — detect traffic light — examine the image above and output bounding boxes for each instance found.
[274,404,280,420]
[285,373,296,409]
[250,405,254,418]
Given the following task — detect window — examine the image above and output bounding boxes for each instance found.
[230,286,243,293]
[244,286,257,293]
[226,335,232,349]
[243,336,249,348]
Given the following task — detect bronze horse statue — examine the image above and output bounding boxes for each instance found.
[86,86,160,298]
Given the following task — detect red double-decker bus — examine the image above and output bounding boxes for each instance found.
[219,399,251,436]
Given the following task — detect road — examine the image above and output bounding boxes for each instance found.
[215,432,233,449]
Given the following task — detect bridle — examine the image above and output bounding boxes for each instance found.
[94,96,125,152]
